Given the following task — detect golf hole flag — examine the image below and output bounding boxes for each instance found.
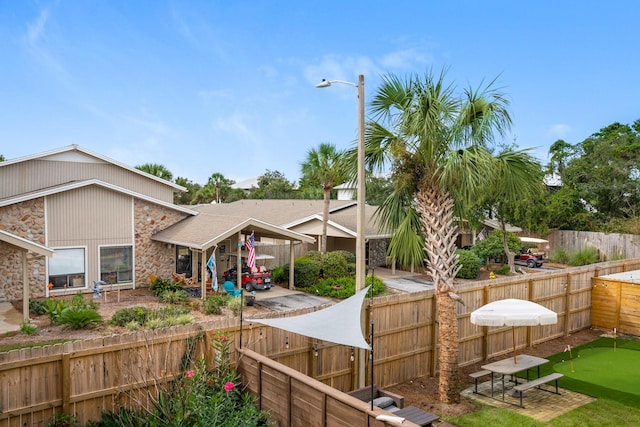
[207,251,218,292]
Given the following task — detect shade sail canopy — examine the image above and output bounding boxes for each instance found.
[470,299,557,327]
[250,286,371,350]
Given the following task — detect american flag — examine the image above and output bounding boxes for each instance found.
[245,232,256,269]
[477,228,487,241]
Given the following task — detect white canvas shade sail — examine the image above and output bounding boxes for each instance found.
[470,299,558,363]
[250,286,372,350]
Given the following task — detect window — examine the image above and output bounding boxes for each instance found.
[100,246,133,284]
[49,248,86,289]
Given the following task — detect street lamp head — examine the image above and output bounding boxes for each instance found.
[315,79,331,88]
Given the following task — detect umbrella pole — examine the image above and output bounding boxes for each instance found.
[512,327,516,364]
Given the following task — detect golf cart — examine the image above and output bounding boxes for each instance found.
[222,253,274,291]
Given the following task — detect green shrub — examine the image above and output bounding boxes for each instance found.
[303,250,323,262]
[203,294,229,315]
[45,413,78,427]
[293,257,321,287]
[159,289,190,305]
[309,276,385,299]
[271,265,287,283]
[455,249,481,279]
[111,306,149,327]
[550,247,570,264]
[493,265,511,275]
[20,322,38,335]
[333,250,356,264]
[44,298,69,325]
[150,276,183,296]
[59,309,103,330]
[227,296,243,315]
[568,246,600,266]
[321,251,348,279]
[29,299,47,316]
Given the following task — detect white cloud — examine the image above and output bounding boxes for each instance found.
[547,124,571,138]
[381,48,434,69]
[26,8,50,46]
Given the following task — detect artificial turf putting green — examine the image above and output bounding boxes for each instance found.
[553,347,640,395]
[535,336,640,408]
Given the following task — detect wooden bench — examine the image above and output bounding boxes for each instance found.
[513,373,564,407]
[348,385,404,409]
[469,369,492,394]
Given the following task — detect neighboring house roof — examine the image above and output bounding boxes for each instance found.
[152,199,386,251]
[482,218,523,233]
[152,214,315,251]
[0,144,186,192]
[195,199,356,226]
[0,229,53,257]
[0,178,198,216]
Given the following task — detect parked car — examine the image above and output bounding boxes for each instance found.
[514,248,545,268]
[222,264,273,291]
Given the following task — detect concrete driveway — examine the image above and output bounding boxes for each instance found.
[0,302,22,334]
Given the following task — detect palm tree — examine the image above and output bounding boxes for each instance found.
[135,163,173,181]
[484,149,545,273]
[300,143,345,254]
[365,70,511,403]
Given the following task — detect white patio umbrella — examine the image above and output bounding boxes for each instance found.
[470,299,558,364]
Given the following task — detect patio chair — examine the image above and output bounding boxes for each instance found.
[223,281,242,297]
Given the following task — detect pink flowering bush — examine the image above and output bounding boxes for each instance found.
[101,331,272,426]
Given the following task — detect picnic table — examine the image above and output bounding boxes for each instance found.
[481,354,549,401]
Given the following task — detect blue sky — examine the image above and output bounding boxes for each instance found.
[2,1,639,185]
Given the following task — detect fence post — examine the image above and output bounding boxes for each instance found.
[564,273,572,337]
[62,353,70,415]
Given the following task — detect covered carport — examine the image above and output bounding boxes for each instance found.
[0,229,54,322]
[152,214,315,297]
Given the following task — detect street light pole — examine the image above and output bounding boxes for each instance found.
[316,74,366,388]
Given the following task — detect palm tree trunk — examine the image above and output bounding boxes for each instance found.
[501,219,516,273]
[415,185,460,403]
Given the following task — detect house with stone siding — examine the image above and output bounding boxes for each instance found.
[2,145,405,315]
[0,145,198,304]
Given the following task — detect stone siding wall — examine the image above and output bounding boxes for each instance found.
[134,200,189,286]
[0,198,47,301]
[368,238,389,268]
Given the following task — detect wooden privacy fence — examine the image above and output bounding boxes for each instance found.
[1,259,639,425]
[236,347,423,427]
[592,274,640,336]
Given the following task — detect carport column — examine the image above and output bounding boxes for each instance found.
[22,249,29,323]
[288,240,295,289]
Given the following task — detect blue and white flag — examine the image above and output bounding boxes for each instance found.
[207,251,218,292]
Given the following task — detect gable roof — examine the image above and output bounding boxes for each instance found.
[0,178,198,216]
[1,144,186,192]
[0,229,53,256]
[152,214,315,251]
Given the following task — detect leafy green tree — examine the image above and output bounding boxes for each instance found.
[546,139,574,178]
[0,154,5,162]
[173,177,202,205]
[300,143,346,253]
[135,163,173,181]
[472,230,521,263]
[479,149,545,272]
[363,69,511,403]
[248,170,297,199]
[563,121,640,219]
[366,175,394,206]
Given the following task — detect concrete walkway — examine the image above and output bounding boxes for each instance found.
[0,302,22,334]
